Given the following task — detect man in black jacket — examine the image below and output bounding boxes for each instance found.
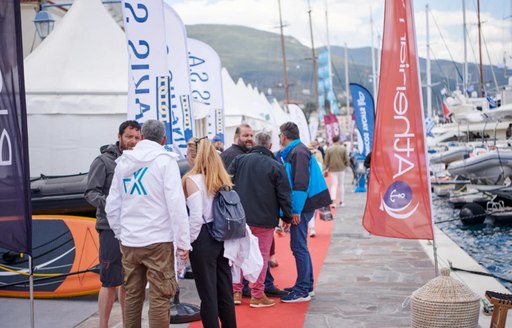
[228,131,292,308]
[220,123,254,168]
[84,120,141,328]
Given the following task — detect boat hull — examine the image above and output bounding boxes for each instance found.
[447,149,512,185]
[0,215,100,298]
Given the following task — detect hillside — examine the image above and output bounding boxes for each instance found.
[186,24,509,115]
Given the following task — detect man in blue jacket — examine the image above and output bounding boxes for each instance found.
[278,122,331,303]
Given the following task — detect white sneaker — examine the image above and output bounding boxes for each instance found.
[309,227,316,237]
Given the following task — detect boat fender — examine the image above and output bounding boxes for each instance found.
[459,203,486,225]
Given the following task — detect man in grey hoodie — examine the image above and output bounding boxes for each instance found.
[84,120,141,328]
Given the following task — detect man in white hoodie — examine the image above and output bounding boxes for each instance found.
[106,120,191,328]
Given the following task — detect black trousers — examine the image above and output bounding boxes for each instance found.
[190,224,237,328]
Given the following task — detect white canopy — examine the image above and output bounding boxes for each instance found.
[23,0,294,175]
[25,0,128,175]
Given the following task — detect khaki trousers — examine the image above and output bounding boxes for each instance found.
[120,242,177,328]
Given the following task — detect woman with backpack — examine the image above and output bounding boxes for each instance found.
[182,136,237,328]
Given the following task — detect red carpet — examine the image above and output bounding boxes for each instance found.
[189,211,334,328]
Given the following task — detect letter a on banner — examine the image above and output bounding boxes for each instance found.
[121,0,175,151]
[187,38,225,142]
[362,0,434,240]
[0,0,32,254]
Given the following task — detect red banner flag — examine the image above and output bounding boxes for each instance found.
[330,113,340,138]
[324,114,333,145]
[442,101,451,122]
[362,0,434,240]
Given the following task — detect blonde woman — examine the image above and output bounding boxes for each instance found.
[182,136,237,328]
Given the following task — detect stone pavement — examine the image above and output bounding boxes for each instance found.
[304,183,434,327]
[77,177,442,328]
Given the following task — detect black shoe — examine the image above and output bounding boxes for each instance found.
[242,287,251,298]
[264,286,288,297]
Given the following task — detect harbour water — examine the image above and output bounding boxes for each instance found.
[433,195,512,292]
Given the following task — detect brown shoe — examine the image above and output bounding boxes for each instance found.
[234,291,242,305]
[250,295,276,308]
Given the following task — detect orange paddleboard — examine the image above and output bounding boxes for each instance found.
[0,215,101,298]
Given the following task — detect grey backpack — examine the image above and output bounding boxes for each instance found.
[204,186,246,241]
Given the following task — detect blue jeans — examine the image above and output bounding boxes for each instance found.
[290,211,315,294]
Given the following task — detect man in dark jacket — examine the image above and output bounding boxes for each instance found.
[228,131,292,308]
[84,120,141,328]
[278,122,331,303]
[220,123,254,168]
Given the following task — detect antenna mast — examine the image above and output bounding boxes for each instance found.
[278,0,290,107]
[477,0,485,96]
[307,0,319,114]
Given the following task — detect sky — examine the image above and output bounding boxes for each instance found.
[172,0,512,69]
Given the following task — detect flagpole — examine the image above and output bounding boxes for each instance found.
[344,43,349,117]
[307,0,319,116]
[277,0,290,108]
[29,254,34,328]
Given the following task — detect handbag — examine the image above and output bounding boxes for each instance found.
[318,206,333,221]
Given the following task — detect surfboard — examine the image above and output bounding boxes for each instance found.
[0,215,101,298]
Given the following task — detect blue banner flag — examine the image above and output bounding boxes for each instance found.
[317,48,340,117]
[349,83,375,157]
[0,0,32,253]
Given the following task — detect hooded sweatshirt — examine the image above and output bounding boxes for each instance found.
[105,139,191,250]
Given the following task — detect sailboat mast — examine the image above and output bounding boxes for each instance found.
[278,0,290,106]
[324,0,330,54]
[344,43,350,117]
[462,0,468,94]
[307,0,319,114]
[370,9,378,101]
[477,0,484,96]
[426,4,432,118]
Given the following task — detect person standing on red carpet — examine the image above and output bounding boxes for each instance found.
[220,123,254,168]
[85,120,141,328]
[183,137,237,327]
[106,120,191,327]
[277,122,331,303]
[228,131,292,308]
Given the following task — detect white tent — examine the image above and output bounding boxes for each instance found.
[23,0,296,174]
[288,104,311,145]
[24,0,128,175]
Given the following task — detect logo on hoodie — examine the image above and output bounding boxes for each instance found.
[123,167,148,195]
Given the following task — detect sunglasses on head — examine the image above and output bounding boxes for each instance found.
[194,136,208,147]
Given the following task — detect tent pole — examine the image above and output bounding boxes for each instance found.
[29,254,34,328]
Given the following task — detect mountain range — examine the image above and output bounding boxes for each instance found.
[187,24,509,116]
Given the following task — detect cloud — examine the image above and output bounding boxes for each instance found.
[172,0,511,66]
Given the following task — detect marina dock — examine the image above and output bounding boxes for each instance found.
[77,177,510,328]
[2,177,510,327]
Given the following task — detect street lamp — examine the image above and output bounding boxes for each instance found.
[33,9,54,40]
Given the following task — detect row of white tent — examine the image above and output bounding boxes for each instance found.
[23,0,310,176]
